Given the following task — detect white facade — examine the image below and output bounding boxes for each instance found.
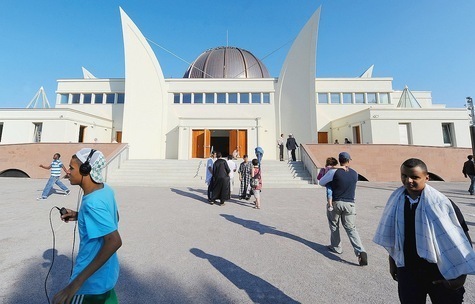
[0,7,471,160]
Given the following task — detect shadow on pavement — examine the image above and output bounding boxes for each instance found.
[6,248,232,304]
[220,214,356,265]
[170,187,209,204]
[190,248,300,304]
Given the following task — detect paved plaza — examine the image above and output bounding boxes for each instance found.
[1,178,474,304]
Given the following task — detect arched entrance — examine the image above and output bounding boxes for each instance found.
[192,129,247,158]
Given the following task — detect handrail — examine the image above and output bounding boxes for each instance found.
[194,160,203,179]
[299,144,320,185]
[104,144,129,181]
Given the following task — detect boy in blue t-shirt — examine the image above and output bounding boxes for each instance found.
[53,148,122,304]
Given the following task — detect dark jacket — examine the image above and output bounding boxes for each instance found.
[286,137,298,150]
[462,160,475,176]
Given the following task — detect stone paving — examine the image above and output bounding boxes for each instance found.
[1,178,474,303]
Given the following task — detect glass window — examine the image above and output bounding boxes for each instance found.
[263,93,270,104]
[240,93,249,104]
[194,93,203,104]
[183,93,192,104]
[106,93,115,104]
[95,93,104,104]
[379,93,390,104]
[83,93,92,104]
[33,122,42,142]
[205,93,214,104]
[318,93,328,104]
[442,123,454,146]
[252,93,261,104]
[71,94,80,104]
[60,94,69,104]
[174,93,180,104]
[0,123,3,142]
[343,93,352,104]
[367,93,377,104]
[117,93,125,104]
[217,93,226,104]
[228,93,238,103]
[355,93,364,104]
[330,93,340,104]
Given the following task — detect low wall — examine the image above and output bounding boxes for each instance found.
[302,144,471,182]
[0,143,128,178]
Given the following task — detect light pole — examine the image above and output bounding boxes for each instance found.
[466,97,475,157]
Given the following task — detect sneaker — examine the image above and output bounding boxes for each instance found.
[36,197,47,201]
[358,252,368,266]
[64,190,71,196]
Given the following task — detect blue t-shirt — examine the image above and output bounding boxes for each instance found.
[71,184,120,295]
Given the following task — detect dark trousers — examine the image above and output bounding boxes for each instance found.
[291,149,296,161]
[279,145,284,161]
[397,267,464,304]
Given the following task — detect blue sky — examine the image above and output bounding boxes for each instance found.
[0,1,474,108]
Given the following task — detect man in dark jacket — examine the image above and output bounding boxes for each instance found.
[462,155,475,195]
[285,134,299,162]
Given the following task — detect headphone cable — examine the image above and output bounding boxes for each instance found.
[45,206,60,304]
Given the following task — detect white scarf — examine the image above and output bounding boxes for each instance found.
[373,184,475,280]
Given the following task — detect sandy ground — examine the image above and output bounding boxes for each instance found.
[1,178,474,304]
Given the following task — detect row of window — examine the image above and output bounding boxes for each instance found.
[317,92,391,104]
[173,92,271,104]
[59,93,125,105]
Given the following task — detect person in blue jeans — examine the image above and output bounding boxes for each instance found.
[37,153,70,200]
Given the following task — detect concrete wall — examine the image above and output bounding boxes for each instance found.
[303,143,471,182]
[0,143,127,178]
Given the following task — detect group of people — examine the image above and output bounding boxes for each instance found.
[317,151,475,303]
[205,151,263,209]
[277,133,299,162]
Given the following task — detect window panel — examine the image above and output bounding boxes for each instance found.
[95,93,104,104]
[379,93,390,104]
[367,93,377,104]
[106,93,115,104]
[442,123,454,146]
[217,93,226,104]
[330,93,340,104]
[355,93,364,104]
[194,93,203,104]
[117,93,125,104]
[228,93,238,103]
[263,93,270,104]
[60,94,69,104]
[174,93,180,104]
[252,93,261,104]
[343,93,352,104]
[205,93,215,104]
[240,93,249,104]
[71,94,80,104]
[83,94,92,104]
[183,93,192,104]
[318,93,328,104]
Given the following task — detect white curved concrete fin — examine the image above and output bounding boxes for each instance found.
[359,65,374,78]
[276,6,320,143]
[82,67,96,79]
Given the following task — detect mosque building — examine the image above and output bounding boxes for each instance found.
[0,7,470,160]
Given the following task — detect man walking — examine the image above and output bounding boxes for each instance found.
[319,152,367,266]
[462,155,475,195]
[206,151,216,202]
[37,153,70,200]
[286,133,298,162]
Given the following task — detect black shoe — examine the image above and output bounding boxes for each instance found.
[358,252,368,266]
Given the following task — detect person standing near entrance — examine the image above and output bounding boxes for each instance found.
[462,155,475,195]
[206,151,216,202]
[37,153,71,200]
[286,133,299,162]
[277,134,284,161]
[238,155,252,200]
[319,152,368,266]
[227,155,237,197]
[255,146,264,167]
[210,152,231,205]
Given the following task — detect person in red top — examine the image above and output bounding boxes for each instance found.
[251,158,262,209]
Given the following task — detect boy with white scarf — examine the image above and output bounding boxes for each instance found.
[374,158,475,304]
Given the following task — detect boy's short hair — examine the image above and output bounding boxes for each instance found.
[54,153,61,158]
[252,159,259,166]
[401,158,428,173]
[325,157,338,167]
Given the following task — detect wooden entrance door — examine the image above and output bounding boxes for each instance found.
[229,130,237,157]
[237,130,247,157]
[317,132,328,143]
[192,130,204,158]
[353,126,361,144]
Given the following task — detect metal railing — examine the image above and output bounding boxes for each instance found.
[299,145,320,185]
[104,144,129,182]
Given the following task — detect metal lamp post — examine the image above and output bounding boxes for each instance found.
[466,97,475,157]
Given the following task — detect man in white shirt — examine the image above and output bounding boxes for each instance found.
[227,155,237,196]
[206,151,216,201]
